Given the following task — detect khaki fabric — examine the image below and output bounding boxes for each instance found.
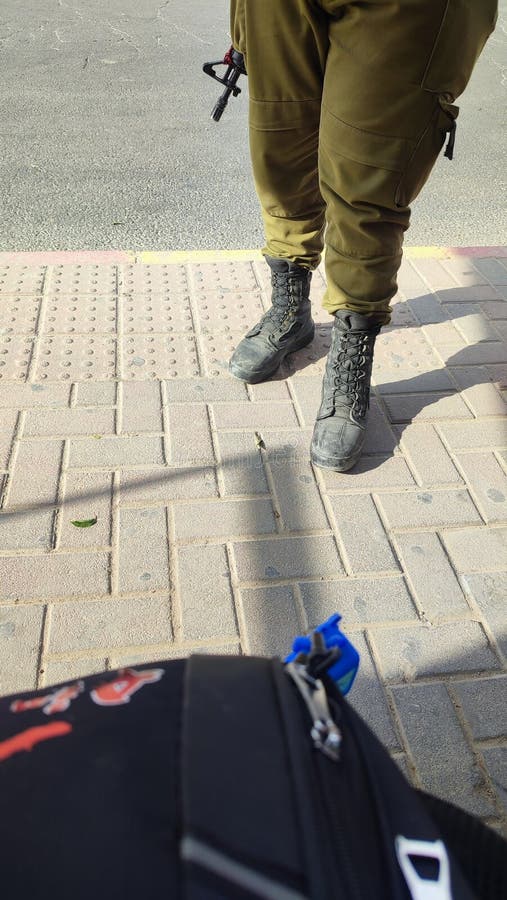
[231,0,497,322]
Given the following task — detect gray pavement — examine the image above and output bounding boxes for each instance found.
[0,248,506,833]
[0,0,506,250]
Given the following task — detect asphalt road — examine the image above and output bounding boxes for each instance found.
[1,0,506,251]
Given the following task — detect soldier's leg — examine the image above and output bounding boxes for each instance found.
[317,0,498,322]
[311,0,498,471]
[231,0,328,267]
[229,0,330,382]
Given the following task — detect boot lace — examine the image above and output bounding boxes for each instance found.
[330,331,375,419]
[260,271,307,331]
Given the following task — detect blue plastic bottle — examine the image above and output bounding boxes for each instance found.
[285,613,360,695]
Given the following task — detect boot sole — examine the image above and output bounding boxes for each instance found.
[310,447,362,473]
[229,327,315,385]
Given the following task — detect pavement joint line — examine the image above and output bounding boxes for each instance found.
[187,261,208,378]
[110,471,121,595]
[226,542,247,653]
[474,736,507,749]
[285,377,307,430]
[258,444,285,534]
[206,403,226,498]
[0,589,171,607]
[115,381,124,434]
[36,605,50,690]
[364,626,407,754]
[52,440,70,549]
[292,582,309,633]
[312,465,353,575]
[0,411,24,509]
[42,637,242,663]
[69,383,78,408]
[27,264,51,383]
[159,380,171,466]
[382,667,507,687]
[166,503,182,644]
[458,577,507,669]
[446,681,507,819]
[447,455,493,527]
[494,449,507,476]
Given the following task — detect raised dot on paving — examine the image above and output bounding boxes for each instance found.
[44,296,118,333]
[34,335,117,380]
[193,291,265,333]
[0,336,34,381]
[0,297,41,334]
[119,264,189,295]
[0,265,46,295]
[48,265,117,295]
[122,295,193,332]
[190,261,258,293]
[120,334,200,379]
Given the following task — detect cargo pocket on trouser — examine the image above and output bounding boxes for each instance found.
[395,99,459,209]
[421,0,498,99]
[318,107,412,320]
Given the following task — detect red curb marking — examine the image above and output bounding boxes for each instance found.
[0,722,72,762]
[0,251,133,265]
[445,246,507,257]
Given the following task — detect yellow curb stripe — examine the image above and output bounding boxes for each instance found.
[404,246,450,258]
[135,246,482,265]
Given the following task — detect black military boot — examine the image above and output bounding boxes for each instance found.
[310,310,381,472]
[229,256,314,384]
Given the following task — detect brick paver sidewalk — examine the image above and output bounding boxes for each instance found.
[0,247,506,833]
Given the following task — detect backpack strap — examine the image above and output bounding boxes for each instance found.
[180,654,314,899]
[180,654,484,900]
[417,791,507,900]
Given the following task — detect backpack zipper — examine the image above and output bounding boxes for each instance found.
[285,663,342,762]
[285,663,364,900]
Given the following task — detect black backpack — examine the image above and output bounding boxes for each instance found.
[0,650,505,899]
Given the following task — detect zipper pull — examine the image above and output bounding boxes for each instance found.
[286,663,342,762]
[395,836,452,900]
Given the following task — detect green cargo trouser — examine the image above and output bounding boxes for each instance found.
[231,0,497,323]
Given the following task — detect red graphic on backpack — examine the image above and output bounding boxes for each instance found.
[0,722,73,762]
[10,682,84,716]
[91,668,164,706]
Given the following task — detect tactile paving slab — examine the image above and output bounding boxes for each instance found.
[0,265,46,295]
[189,261,258,293]
[34,335,117,380]
[48,264,117,295]
[121,334,200,379]
[0,336,34,381]
[193,291,266,333]
[122,295,194,333]
[119,264,189,296]
[290,324,332,377]
[200,331,245,377]
[373,327,444,378]
[389,294,418,327]
[0,297,41,334]
[44,296,118,333]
